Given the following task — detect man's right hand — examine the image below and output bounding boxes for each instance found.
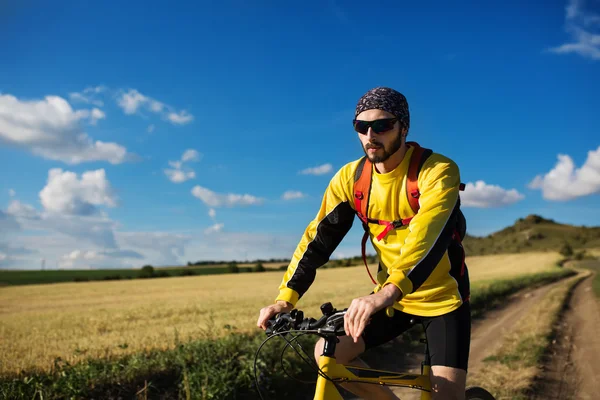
[257,301,293,330]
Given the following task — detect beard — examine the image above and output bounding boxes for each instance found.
[363,132,403,163]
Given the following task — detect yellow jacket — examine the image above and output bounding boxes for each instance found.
[276,146,469,317]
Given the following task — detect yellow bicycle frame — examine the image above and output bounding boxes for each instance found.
[313,355,432,400]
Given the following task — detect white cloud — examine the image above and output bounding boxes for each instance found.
[116,89,194,125]
[90,108,106,125]
[0,93,130,164]
[3,198,192,268]
[300,163,333,175]
[191,185,264,207]
[184,231,297,262]
[168,111,194,125]
[7,200,40,219]
[39,168,117,215]
[208,208,216,219]
[59,249,100,269]
[118,89,148,114]
[546,0,600,60]
[164,149,202,183]
[0,210,21,236]
[528,145,600,201]
[58,248,145,269]
[168,160,183,169]
[181,149,201,162]
[117,231,191,265]
[6,202,119,249]
[69,86,106,107]
[147,124,155,133]
[204,223,224,234]
[8,189,15,197]
[282,190,306,200]
[460,181,525,208]
[165,169,196,183]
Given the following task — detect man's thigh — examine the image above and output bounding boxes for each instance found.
[424,300,471,371]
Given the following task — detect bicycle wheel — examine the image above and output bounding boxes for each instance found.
[465,386,496,400]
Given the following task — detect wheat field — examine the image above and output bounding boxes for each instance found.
[0,251,561,375]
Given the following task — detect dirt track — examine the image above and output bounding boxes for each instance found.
[352,281,566,400]
[531,273,600,400]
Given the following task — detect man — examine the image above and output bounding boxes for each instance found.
[257,87,471,400]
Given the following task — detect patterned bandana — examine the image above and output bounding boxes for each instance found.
[354,87,410,131]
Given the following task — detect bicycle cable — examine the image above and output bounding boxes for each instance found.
[279,331,320,384]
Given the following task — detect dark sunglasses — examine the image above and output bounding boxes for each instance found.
[352,118,398,134]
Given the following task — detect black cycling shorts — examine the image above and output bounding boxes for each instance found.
[361,300,471,371]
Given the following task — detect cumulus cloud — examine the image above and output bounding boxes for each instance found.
[39,168,117,215]
[116,89,194,125]
[191,185,264,207]
[546,0,600,60]
[6,201,119,249]
[8,189,16,197]
[300,163,333,175]
[164,149,202,183]
[208,209,216,219]
[0,93,129,164]
[528,145,600,201]
[282,190,306,200]
[460,181,525,208]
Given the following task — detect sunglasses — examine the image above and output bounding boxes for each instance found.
[352,118,398,134]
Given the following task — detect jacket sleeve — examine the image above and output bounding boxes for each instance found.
[275,169,355,307]
[382,156,461,296]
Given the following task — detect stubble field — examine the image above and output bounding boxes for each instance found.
[0,251,563,376]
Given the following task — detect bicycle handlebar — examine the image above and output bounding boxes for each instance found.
[265,302,347,337]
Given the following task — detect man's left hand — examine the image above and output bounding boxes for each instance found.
[344,284,402,343]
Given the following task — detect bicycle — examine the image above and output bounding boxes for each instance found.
[254,301,495,400]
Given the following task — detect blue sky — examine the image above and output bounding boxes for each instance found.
[0,0,599,269]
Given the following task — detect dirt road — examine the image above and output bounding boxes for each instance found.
[532,273,600,400]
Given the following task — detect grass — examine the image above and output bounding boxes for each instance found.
[0,327,320,400]
[466,271,589,399]
[0,264,576,400]
[0,251,565,376]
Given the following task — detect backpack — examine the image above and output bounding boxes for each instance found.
[353,141,467,285]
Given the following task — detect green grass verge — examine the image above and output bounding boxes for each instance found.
[469,267,576,319]
[0,267,575,400]
[570,259,600,298]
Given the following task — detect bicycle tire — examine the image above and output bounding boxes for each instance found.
[465,386,496,400]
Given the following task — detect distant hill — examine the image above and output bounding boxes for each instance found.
[462,214,600,256]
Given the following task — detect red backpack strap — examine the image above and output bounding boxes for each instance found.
[405,142,432,215]
[353,157,377,285]
[353,156,373,224]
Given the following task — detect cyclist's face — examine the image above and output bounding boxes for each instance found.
[356,109,405,164]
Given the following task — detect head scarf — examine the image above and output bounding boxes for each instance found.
[355,87,410,131]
